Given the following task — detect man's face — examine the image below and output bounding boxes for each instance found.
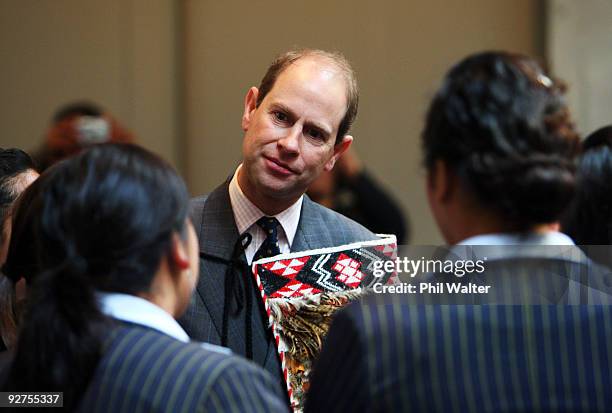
[238,57,352,212]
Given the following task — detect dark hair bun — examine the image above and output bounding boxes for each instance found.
[464,152,575,226]
[422,51,580,228]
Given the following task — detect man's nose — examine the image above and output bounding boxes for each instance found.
[277,125,300,155]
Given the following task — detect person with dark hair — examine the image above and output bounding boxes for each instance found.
[421,52,579,243]
[1,144,288,412]
[0,149,38,263]
[306,52,612,412]
[34,100,134,171]
[0,148,38,351]
[562,125,612,245]
[179,48,377,384]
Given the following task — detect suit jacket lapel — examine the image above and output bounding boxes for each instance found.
[190,180,292,377]
[292,195,333,252]
[198,180,240,260]
[193,180,244,342]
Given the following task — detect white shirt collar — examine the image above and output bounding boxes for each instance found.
[452,231,585,263]
[97,292,190,342]
[458,231,575,246]
[228,164,303,247]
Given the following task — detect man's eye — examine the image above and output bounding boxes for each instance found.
[307,128,323,140]
[273,111,288,122]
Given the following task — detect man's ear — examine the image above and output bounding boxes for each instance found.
[323,135,353,172]
[242,87,259,131]
[169,233,190,273]
[427,159,454,204]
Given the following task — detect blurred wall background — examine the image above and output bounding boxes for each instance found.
[0,0,183,168]
[547,0,612,135]
[4,0,603,243]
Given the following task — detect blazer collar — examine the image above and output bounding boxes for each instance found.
[198,179,241,261]
[200,180,328,257]
[292,195,334,251]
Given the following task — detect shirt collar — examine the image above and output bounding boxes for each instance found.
[229,164,303,246]
[453,231,584,262]
[97,292,190,343]
[458,231,575,246]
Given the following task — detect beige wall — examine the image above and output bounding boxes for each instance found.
[0,0,539,243]
[184,0,539,243]
[548,0,612,135]
[0,0,181,168]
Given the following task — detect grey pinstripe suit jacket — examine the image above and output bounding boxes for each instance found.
[178,180,376,382]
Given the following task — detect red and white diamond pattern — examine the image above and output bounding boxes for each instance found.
[270,279,322,298]
[332,253,364,288]
[375,243,397,258]
[261,256,310,279]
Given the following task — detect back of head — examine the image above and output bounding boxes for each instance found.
[2,143,189,408]
[257,48,359,143]
[51,101,104,123]
[422,51,580,230]
[0,148,36,230]
[562,126,612,244]
[582,125,612,151]
[0,148,37,348]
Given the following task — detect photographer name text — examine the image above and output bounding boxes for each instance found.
[373,282,491,294]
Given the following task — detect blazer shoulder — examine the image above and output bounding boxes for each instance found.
[84,324,286,412]
[305,298,371,412]
[189,194,211,241]
[302,196,377,243]
[189,194,210,219]
[202,354,290,412]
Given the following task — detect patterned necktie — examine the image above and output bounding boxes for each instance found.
[253,216,281,261]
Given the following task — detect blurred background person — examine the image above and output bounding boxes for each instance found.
[1,144,287,412]
[34,101,134,171]
[562,125,612,245]
[561,125,612,267]
[0,148,38,351]
[307,147,409,243]
[307,51,611,413]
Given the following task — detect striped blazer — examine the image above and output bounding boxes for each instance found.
[78,323,288,413]
[306,299,612,412]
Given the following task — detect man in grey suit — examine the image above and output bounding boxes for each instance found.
[179,49,376,384]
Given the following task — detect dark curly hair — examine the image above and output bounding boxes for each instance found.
[422,51,580,230]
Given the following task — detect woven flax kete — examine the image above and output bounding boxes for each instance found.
[252,235,398,412]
